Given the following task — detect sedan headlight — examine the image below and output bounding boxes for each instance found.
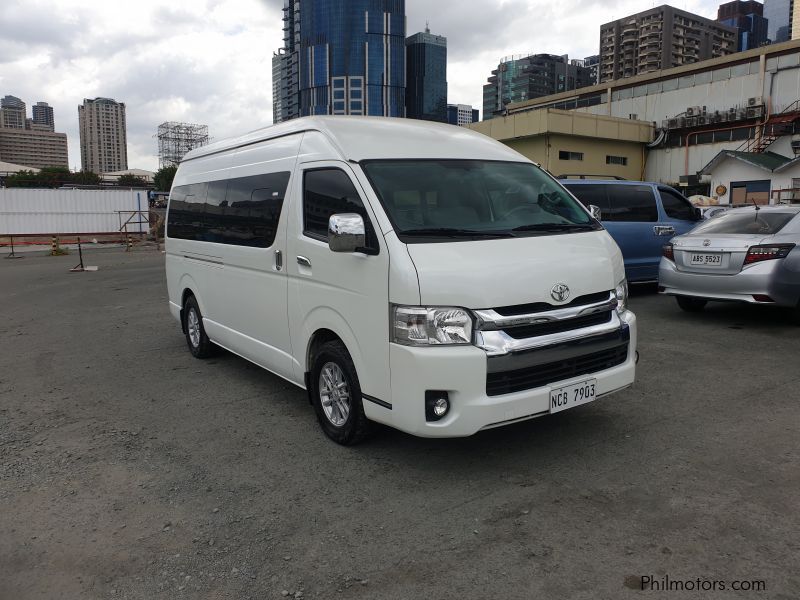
[615,280,628,314]
[392,305,473,346]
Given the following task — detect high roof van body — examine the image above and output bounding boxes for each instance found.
[166,117,637,444]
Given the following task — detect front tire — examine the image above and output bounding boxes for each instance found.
[676,296,707,312]
[183,296,215,358]
[310,341,371,445]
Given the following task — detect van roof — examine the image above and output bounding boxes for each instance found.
[182,116,528,164]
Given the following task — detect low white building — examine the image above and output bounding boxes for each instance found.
[700,147,800,205]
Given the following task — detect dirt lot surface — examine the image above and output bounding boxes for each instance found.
[2,249,799,599]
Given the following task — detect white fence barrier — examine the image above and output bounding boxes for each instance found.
[0,189,149,235]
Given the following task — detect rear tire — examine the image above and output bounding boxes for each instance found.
[183,296,215,358]
[676,296,707,312]
[310,341,371,446]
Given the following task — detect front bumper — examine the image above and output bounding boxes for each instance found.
[367,311,637,437]
[659,259,797,307]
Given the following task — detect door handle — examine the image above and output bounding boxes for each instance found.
[275,250,282,271]
[296,256,311,268]
[653,226,675,236]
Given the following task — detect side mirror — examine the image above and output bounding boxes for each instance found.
[588,204,602,220]
[694,207,702,221]
[328,213,366,253]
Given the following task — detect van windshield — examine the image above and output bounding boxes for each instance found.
[361,160,600,242]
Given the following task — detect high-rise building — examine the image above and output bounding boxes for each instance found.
[272,0,300,123]
[483,54,593,120]
[78,97,128,173]
[1,95,26,129]
[717,1,769,50]
[273,0,406,121]
[31,101,55,131]
[447,104,479,127]
[0,128,68,169]
[599,6,738,83]
[406,27,447,122]
[764,0,793,41]
[794,0,800,38]
[583,55,600,85]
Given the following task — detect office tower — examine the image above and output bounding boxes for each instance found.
[1,95,26,129]
[599,6,738,83]
[78,97,128,173]
[32,101,55,131]
[483,54,593,120]
[763,0,793,41]
[406,26,447,122]
[582,55,601,85]
[447,104,479,126]
[273,0,406,121]
[717,1,769,50]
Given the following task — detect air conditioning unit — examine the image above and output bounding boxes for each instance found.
[791,140,800,155]
[718,111,729,122]
[745,107,757,119]
[685,116,697,127]
[747,96,763,107]
[737,109,748,120]
[686,106,702,116]
[697,115,708,125]
[662,119,671,129]
[668,118,680,128]
[751,105,764,118]
[677,117,687,128]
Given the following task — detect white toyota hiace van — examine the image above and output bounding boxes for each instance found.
[166,117,636,445]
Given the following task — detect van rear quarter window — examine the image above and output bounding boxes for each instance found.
[168,172,290,247]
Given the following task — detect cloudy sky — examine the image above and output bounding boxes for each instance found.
[0,0,721,172]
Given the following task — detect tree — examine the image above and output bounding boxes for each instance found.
[153,165,178,192]
[3,170,40,188]
[71,170,102,186]
[37,167,72,188]
[117,174,148,187]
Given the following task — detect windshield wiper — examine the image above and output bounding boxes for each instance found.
[401,227,511,237]
[511,223,598,233]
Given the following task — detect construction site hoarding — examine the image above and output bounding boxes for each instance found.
[0,189,149,235]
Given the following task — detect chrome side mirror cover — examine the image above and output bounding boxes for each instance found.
[588,204,602,221]
[328,213,366,253]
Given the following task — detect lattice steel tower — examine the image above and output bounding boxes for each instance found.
[156,122,209,168]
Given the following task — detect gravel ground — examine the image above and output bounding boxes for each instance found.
[1,248,798,600]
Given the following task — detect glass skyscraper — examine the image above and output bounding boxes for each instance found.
[273,0,406,121]
[405,28,447,122]
[764,0,792,42]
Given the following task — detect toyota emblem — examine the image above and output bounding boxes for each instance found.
[703,239,711,247]
[551,283,570,302]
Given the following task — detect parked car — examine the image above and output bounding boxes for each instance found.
[561,180,701,282]
[659,205,800,323]
[165,117,637,444]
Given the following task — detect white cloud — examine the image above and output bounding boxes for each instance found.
[0,0,722,171]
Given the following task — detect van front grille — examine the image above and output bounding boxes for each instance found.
[486,343,629,396]
[503,310,613,339]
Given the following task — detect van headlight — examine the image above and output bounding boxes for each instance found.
[615,279,628,314]
[392,305,473,346]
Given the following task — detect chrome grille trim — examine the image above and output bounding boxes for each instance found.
[475,311,623,356]
[474,292,617,331]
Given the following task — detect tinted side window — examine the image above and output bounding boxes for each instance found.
[223,173,290,247]
[303,169,377,247]
[659,187,696,221]
[167,182,208,240]
[563,184,611,215]
[606,185,657,222]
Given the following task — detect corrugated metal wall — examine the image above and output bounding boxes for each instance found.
[0,189,149,235]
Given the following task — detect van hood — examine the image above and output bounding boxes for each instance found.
[404,231,624,309]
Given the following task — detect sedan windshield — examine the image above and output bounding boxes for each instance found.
[361,160,599,241]
[691,210,796,235]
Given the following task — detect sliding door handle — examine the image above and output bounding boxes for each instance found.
[275,250,283,271]
[296,256,311,268]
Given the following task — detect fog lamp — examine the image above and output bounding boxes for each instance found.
[425,391,450,421]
